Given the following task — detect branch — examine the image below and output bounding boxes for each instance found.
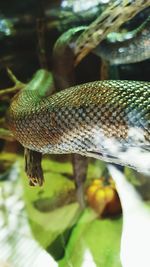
[7,68,22,85]
[74,0,150,65]
[0,128,15,141]
[0,69,25,100]
[36,18,48,69]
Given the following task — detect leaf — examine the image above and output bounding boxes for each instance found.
[20,155,117,263]
[59,208,122,267]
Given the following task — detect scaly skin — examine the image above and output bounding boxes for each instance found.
[7,80,150,172]
[94,16,150,64]
[74,0,150,65]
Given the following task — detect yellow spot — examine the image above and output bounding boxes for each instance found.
[86,185,99,201]
[94,189,106,202]
[105,187,115,202]
[92,178,103,187]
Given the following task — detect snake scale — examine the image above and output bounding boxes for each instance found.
[94,16,150,64]
[7,79,150,174]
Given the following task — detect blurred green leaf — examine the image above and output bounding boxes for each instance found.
[20,156,122,264]
[59,208,122,267]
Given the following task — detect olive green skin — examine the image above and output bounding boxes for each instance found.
[7,80,150,171]
[95,16,150,64]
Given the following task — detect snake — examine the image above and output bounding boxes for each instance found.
[94,15,150,64]
[74,0,150,65]
[5,4,150,187]
[6,79,150,178]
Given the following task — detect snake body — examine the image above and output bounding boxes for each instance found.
[7,80,150,173]
[74,0,150,64]
[94,16,150,64]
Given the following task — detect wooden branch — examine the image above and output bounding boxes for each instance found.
[7,68,22,85]
[0,128,15,141]
[74,0,150,65]
[0,69,25,100]
[36,18,48,69]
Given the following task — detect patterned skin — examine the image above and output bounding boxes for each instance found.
[7,80,150,172]
[94,16,150,64]
[74,0,150,65]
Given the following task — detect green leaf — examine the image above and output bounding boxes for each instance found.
[59,208,122,267]
[20,155,121,264]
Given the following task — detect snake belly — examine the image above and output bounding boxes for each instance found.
[7,80,150,172]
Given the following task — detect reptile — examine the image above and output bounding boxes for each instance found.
[94,16,150,64]
[74,0,150,65]
[4,4,150,187]
[6,79,150,183]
